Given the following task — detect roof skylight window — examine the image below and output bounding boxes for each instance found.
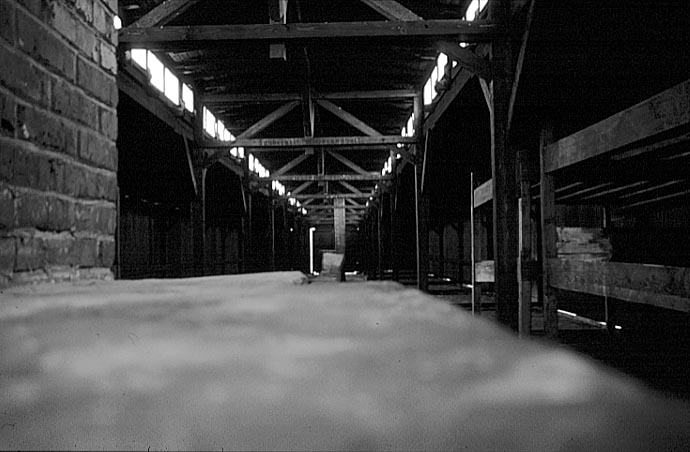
[182,84,194,113]
[147,51,165,93]
[131,49,147,68]
[164,68,179,105]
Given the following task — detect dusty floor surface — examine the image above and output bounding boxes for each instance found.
[1,272,689,450]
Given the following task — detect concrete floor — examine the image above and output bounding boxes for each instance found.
[1,272,689,450]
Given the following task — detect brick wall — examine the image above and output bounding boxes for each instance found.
[0,0,118,285]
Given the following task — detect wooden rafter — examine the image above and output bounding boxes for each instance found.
[359,0,422,21]
[261,174,388,182]
[237,101,300,139]
[127,0,203,29]
[119,20,500,47]
[289,181,312,195]
[316,99,383,137]
[206,136,416,148]
[327,150,372,177]
[318,90,416,100]
[339,181,364,195]
[292,193,372,199]
[437,41,491,80]
[269,152,312,178]
[201,93,302,104]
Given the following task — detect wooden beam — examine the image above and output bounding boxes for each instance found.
[316,99,383,137]
[249,145,395,152]
[339,181,364,195]
[127,0,202,28]
[327,150,371,176]
[262,174,388,182]
[117,65,193,140]
[269,152,312,178]
[359,0,422,21]
[119,20,500,47]
[473,178,493,208]
[470,172,482,315]
[540,126,558,338]
[290,181,312,195]
[437,41,491,80]
[544,78,690,173]
[291,193,372,199]
[237,101,300,139]
[507,0,537,140]
[206,136,416,148]
[334,198,347,253]
[201,93,302,104]
[549,259,690,313]
[518,151,533,337]
[318,90,417,100]
[308,205,367,210]
[424,69,473,133]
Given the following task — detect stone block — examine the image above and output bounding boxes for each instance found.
[98,238,115,267]
[15,232,45,271]
[51,78,99,131]
[0,0,15,45]
[0,139,14,182]
[70,236,97,267]
[73,0,94,23]
[0,92,17,137]
[0,45,50,106]
[0,236,15,274]
[44,232,75,266]
[99,41,117,75]
[320,252,345,281]
[77,57,117,106]
[14,191,48,229]
[17,11,76,81]
[75,203,115,234]
[16,103,78,154]
[0,188,14,229]
[78,129,117,170]
[99,107,117,140]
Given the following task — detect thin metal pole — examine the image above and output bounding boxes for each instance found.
[414,168,421,289]
[471,172,477,314]
[201,167,208,276]
[271,198,276,271]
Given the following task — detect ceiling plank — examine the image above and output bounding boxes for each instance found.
[237,100,300,139]
[316,99,383,137]
[206,136,416,149]
[292,193,372,199]
[438,41,491,80]
[261,174,389,182]
[318,90,417,100]
[119,20,500,47]
[359,0,422,21]
[327,150,372,176]
[126,0,203,29]
[201,93,302,104]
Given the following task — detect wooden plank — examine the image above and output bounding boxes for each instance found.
[556,227,612,259]
[548,258,690,313]
[540,126,558,338]
[506,0,537,139]
[127,0,202,28]
[424,69,473,133]
[359,0,422,21]
[316,99,383,137]
[475,260,495,283]
[518,151,532,337]
[414,92,429,292]
[261,174,387,182]
[119,20,500,47]
[206,136,416,148]
[473,178,493,208]
[269,152,312,178]
[339,181,364,195]
[291,193,372,200]
[470,172,481,314]
[327,150,372,176]
[437,41,491,80]
[544,78,690,173]
[290,181,313,195]
[237,101,300,139]
[318,90,417,100]
[309,205,366,210]
[117,66,193,140]
[201,93,302,104]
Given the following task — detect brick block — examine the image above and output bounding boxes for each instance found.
[76,57,117,106]
[74,18,99,62]
[98,238,115,267]
[92,0,107,35]
[11,143,40,188]
[44,232,75,266]
[16,104,78,155]
[0,188,14,229]
[97,171,117,201]
[0,139,14,182]
[17,11,76,81]
[99,41,116,75]
[0,0,15,44]
[15,232,45,271]
[73,0,94,23]
[99,107,117,140]
[45,196,74,231]
[70,236,97,267]
[50,2,77,44]
[0,236,15,274]
[79,129,117,170]
[51,78,99,131]
[75,203,115,234]
[15,191,48,229]
[0,46,50,106]
[0,92,17,137]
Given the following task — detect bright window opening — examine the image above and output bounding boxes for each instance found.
[131,48,147,69]
[113,15,122,30]
[424,78,433,105]
[164,68,179,105]
[147,51,165,93]
[182,84,194,113]
[203,107,216,137]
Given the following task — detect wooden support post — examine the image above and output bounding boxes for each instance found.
[377,204,383,280]
[489,0,519,331]
[471,172,482,315]
[414,92,429,292]
[518,150,532,337]
[271,196,276,271]
[539,126,558,338]
[334,197,346,254]
[201,167,208,276]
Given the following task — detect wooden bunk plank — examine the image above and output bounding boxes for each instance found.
[544,79,690,173]
[548,259,690,313]
[473,178,493,208]
[475,260,495,283]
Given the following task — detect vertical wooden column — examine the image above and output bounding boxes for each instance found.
[539,126,558,337]
[414,92,429,291]
[517,150,533,336]
[489,0,519,331]
[191,93,206,276]
[377,203,383,280]
[334,197,346,254]
[470,172,482,315]
[390,152,400,282]
[270,195,276,271]
[201,167,208,275]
